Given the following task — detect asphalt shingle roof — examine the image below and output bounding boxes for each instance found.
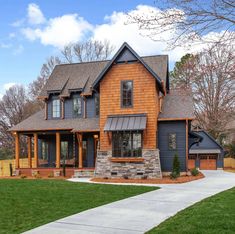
[10,110,99,132]
[158,89,195,120]
[40,55,168,97]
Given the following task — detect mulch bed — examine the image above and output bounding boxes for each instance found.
[91,172,204,184]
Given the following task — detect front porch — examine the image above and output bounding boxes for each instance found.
[13,130,99,177]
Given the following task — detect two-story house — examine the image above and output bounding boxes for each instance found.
[10,43,224,178]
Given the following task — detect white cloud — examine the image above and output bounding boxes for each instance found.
[92,5,188,63]
[27,3,46,25]
[19,4,230,63]
[9,33,16,39]
[0,43,12,49]
[13,45,24,55]
[3,83,16,90]
[93,5,232,63]
[22,14,93,48]
[11,19,25,27]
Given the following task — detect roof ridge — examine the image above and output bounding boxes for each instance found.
[142,54,168,58]
[55,60,110,67]
[54,55,168,67]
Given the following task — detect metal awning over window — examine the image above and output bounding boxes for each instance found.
[104,114,147,132]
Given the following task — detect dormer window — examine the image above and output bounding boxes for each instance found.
[52,99,61,118]
[73,97,82,117]
[121,80,133,108]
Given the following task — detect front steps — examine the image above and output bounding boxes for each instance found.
[73,169,94,178]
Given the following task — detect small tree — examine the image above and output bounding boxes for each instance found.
[171,153,180,179]
[226,143,235,159]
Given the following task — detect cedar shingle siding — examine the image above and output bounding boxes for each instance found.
[99,62,160,150]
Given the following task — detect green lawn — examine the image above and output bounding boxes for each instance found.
[0,179,157,234]
[148,187,235,234]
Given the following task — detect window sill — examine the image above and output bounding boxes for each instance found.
[109,157,144,163]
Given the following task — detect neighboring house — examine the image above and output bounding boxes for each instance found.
[10,43,223,178]
[189,131,224,170]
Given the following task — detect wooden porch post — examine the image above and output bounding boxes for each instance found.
[56,132,61,168]
[27,136,32,168]
[33,133,38,168]
[15,132,20,169]
[76,133,83,168]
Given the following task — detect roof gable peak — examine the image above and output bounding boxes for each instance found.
[93,42,165,94]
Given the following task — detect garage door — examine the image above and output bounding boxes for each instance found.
[200,155,217,170]
[188,154,196,170]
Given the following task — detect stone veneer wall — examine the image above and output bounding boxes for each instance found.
[95,149,162,179]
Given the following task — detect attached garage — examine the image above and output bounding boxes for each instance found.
[189,131,224,170]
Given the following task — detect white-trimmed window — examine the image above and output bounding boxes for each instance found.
[73,97,82,117]
[52,99,61,118]
[169,133,177,150]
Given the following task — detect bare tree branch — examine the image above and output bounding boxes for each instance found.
[171,44,235,139]
[127,0,235,48]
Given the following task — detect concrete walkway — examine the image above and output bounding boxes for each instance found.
[24,171,235,234]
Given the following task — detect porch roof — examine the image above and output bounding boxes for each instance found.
[9,110,99,132]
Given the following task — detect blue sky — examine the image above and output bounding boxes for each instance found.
[0,0,222,98]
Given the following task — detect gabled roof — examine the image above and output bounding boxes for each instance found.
[190,130,224,151]
[158,89,195,120]
[39,43,168,98]
[92,42,165,94]
[39,60,108,98]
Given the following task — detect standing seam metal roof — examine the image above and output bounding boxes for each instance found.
[104,114,147,131]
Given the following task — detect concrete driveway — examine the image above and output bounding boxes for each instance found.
[24,171,235,234]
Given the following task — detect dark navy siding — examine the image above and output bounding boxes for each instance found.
[116,48,137,62]
[47,98,52,120]
[191,131,222,150]
[64,94,84,119]
[158,121,186,172]
[64,98,73,119]
[217,151,224,168]
[87,135,95,167]
[38,135,56,167]
[86,97,95,118]
[48,93,98,119]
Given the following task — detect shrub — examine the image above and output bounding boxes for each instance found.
[191,168,199,176]
[170,153,180,179]
[20,174,27,179]
[170,171,179,179]
[48,172,54,178]
[225,143,235,158]
[123,174,129,180]
[35,174,42,179]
